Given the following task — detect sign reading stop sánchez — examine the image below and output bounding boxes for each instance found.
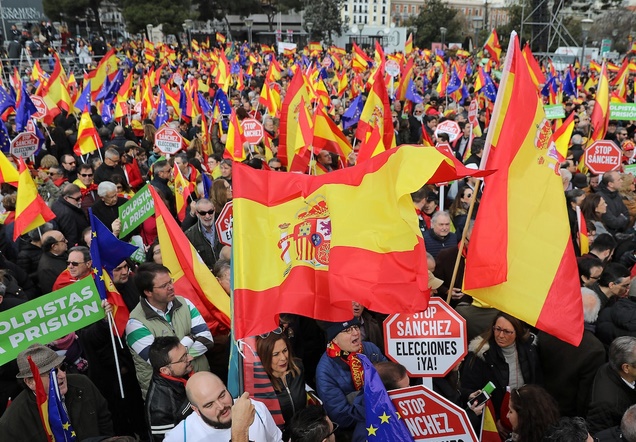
[434,120,462,142]
[584,140,622,174]
[241,119,264,145]
[154,127,183,155]
[11,132,39,158]
[389,386,479,442]
[215,201,233,247]
[384,298,467,377]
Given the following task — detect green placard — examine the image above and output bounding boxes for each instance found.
[624,163,636,176]
[0,277,104,366]
[118,184,155,238]
[610,103,636,121]
[544,104,565,120]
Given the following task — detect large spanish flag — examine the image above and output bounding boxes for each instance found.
[14,158,55,240]
[233,145,480,339]
[150,186,231,335]
[463,32,583,346]
[588,62,610,145]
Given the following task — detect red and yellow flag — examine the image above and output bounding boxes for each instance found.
[14,158,56,240]
[150,186,230,334]
[355,66,395,150]
[357,124,385,164]
[483,29,502,63]
[173,163,192,222]
[279,71,313,172]
[224,109,248,162]
[232,145,479,338]
[480,400,500,442]
[588,62,610,145]
[577,206,589,255]
[312,106,352,160]
[405,33,413,56]
[74,108,103,156]
[521,44,546,88]
[463,32,583,346]
[553,112,575,162]
[0,152,18,185]
[28,355,53,440]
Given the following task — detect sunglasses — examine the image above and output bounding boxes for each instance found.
[197,210,215,216]
[259,327,283,339]
[79,173,93,177]
[67,261,85,267]
[66,195,82,202]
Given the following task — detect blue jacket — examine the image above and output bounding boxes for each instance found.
[315,341,386,441]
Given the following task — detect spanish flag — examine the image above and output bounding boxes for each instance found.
[0,151,18,185]
[150,186,231,334]
[463,32,583,346]
[312,105,352,160]
[232,145,479,338]
[480,400,500,442]
[173,163,192,222]
[279,71,314,172]
[483,29,502,63]
[224,109,248,162]
[74,108,102,156]
[216,32,226,44]
[355,66,395,150]
[521,44,546,88]
[553,112,575,162]
[14,158,55,240]
[28,356,53,440]
[405,33,413,56]
[576,206,590,255]
[356,123,385,164]
[588,62,610,145]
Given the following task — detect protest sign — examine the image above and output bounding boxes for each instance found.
[118,184,154,238]
[0,277,104,365]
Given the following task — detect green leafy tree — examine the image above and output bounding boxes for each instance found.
[408,0,463,48]
[122,0,193,36]
[304,0,348,44]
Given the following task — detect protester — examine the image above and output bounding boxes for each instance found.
[507,384,560,442]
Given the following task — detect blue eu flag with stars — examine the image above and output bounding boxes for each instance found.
[155,90,169,129]
[342,94,364,130]
[48,369,76,441]
[0,120,11,153]
[0,85,15,116]
[360,354,414,441]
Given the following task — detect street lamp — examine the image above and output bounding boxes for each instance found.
[472,16,483,52]
[146,24,153,43]
[357,23,364,44]
[183,19,193,45]
[581,18,593,68]
[244,17,253,46]
[306,21,313,45]
[440,27,447,49]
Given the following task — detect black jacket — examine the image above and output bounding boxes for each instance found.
[461,335,542,419]
[37,250,69,295]
[51,196,90,247]
[150,176,176,217]
[597,297,636,347]
[276,362,307,428]
[146,373,192,441]
[94,163,128,186]
[587,364,636,434]
[597,183,630,234]
[16,241,42,286]
[184,221,222,270]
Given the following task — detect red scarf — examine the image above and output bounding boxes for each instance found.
[159,372,189,386]
[81,183,98,196]
[326,341,364,391]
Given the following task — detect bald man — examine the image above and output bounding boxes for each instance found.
[164,372,282,442]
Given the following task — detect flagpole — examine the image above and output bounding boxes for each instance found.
[446,177,480,305]
[107,311,126,399]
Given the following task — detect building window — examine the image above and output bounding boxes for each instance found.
[383,6,386,13]
[374,5,377,12]
[344,4,348,11]
[382,17,386,24]
[365,16,367,23]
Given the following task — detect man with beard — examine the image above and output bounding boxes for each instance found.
[164,371,282,441]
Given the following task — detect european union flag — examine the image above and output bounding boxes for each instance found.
[101,98,114,125]
[563,71,577,98]
[198,92,214,116]
[405,78,423,104]
[342,94,364,130]
[15,86,37,132]
[97,70,124,103]
[541,76,558,98]
[95,75,112,102]
[483,73,498,103]
[179,86,188,119]
[74,80,92,113]
[446,68,462,95]
[466,59,473,77]
[202,172,213,199]
[0,120,11,153]
[89,209,137,301]
[212,89,232,116]
[48,369,76,441]
[155,90,169,129]
[302,55,311,68]
[231,62,241,75]
[359,354,414,441]
[0,85,16,116]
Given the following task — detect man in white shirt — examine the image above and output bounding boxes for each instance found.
[164,372,282,442]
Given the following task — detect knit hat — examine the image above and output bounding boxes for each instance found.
[16,343,65,379]
[323,317,362,343]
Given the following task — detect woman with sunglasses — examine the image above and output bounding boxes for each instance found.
[461,312,542,440]
[256,329,307,440]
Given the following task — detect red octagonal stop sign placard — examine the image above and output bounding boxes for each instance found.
[584,140,622,174]
[434,120,461,142]
[384,298,467,377]
[389,386,478,442]
[241,118,264,145]
[215,201,233,246]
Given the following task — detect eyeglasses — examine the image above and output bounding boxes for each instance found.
[154,278,175,290]
[48,172,60,176]
[66,195,82,202]
[270,166,281,170]
[259,327,283,339]
[79,173,93,177]
[197,209,215,216]
[342,325,360,334]
[493,326,515,336]
[168,351,190,365]
[113,263,129,271]
[54,362,68,373]
[67,261,86,267]
[326,422,339,439]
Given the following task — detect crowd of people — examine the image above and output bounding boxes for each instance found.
[0,29,632,442]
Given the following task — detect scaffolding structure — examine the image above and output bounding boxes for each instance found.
[520,0,580,52]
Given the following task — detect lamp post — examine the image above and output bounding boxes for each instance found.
[306,21,313,45]
[472,16,483,53]
[183,19,193,45]
[146,24,153,43]
[244,17,253,46]
[357,22,364,45]
[581,18,593,69]
[440,26,447,49]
